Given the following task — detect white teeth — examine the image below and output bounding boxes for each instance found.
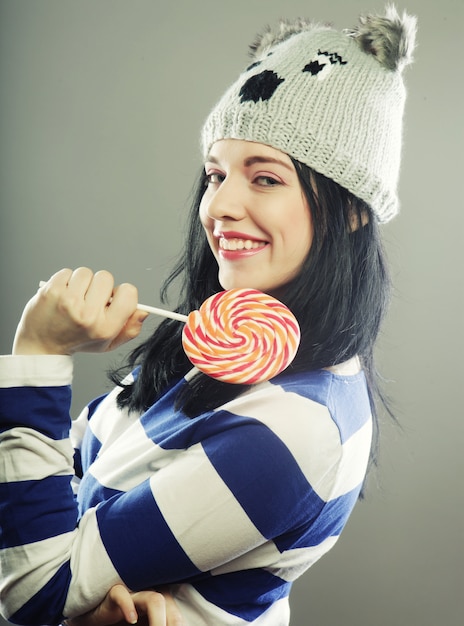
[219,238,266,251]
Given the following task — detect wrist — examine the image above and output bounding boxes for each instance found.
[12,334,71,356]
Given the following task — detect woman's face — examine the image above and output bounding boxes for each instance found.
[199,139,314,296]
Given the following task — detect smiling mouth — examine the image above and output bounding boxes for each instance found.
[219,238,267,251]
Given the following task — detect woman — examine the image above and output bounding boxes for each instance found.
[0,7,416,626]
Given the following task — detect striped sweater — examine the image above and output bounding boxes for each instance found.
[0,354,372,625]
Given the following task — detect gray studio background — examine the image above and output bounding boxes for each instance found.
[0,1,462,625]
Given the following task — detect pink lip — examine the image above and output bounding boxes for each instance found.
[214,230,266,242]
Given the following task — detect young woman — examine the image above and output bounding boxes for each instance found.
[0,7,416,626]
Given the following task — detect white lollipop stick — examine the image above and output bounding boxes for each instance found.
[38,281,188,323]
[132,304,187,322]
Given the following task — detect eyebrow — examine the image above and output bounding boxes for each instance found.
[205,154,294,172]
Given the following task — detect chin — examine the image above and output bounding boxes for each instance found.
[220,279,279,296]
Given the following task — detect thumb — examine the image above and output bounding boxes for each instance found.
[107,310,149,351]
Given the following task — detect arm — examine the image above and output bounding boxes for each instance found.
[0,362,325,624]
[0,268,149,624]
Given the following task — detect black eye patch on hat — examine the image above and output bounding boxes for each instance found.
[303,49,347,76]
[239,70,284,103]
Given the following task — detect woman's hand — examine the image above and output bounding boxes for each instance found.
[13,268,148,355]
[66,584,186,626]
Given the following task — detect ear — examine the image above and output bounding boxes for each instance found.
[348,4,417,71]
[348,205,370,231]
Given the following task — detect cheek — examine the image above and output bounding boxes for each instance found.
[199,197,212,229]
[286,205,313,254]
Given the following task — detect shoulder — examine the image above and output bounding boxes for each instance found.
[213,367,372,500]
[219,366,371,439]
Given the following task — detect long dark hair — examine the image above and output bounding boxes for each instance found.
[111,159,392,471]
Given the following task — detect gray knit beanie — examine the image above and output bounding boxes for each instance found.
[201,5,417,222]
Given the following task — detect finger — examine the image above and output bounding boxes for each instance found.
[84,270,116,310]
[67,267,95,297]
[38,269,74,303]
[163,593,186,626]
[43,268,74,290]
[104,310,147,352]
[104,283,140,339]
[109,282,138,310]
[131,591,166,626]
[107,584,138,625]
[122,308,149,338]
[138,590,186,626]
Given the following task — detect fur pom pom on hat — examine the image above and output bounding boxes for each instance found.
[201,4,417,222]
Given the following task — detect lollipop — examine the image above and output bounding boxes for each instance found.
[181,288,300,384]
[38,282,300,384]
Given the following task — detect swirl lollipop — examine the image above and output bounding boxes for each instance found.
[181,288,300,384]
[38,282,301,384]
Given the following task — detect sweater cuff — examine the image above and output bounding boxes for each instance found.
[0,355,73,387]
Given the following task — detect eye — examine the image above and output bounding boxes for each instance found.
[245,51,273,72]
[254,175,281,187]
[205,172,225,186]
[246,60,262,72]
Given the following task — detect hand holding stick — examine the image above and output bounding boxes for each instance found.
[38,282,188,323]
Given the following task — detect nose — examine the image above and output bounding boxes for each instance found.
[204,177,247,222]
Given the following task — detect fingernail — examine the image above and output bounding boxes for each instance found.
[129,611,138,624]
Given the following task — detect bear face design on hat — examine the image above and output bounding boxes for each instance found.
[239,44,348,104]
[201,6,417,223]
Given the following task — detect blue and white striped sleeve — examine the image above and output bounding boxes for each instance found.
[0,355,77,624]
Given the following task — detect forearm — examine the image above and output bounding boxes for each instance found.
[0,355,77,624]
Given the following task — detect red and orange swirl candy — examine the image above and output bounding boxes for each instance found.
[181,288,300,384]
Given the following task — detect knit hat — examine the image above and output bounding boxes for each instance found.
[201,5,417,222]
